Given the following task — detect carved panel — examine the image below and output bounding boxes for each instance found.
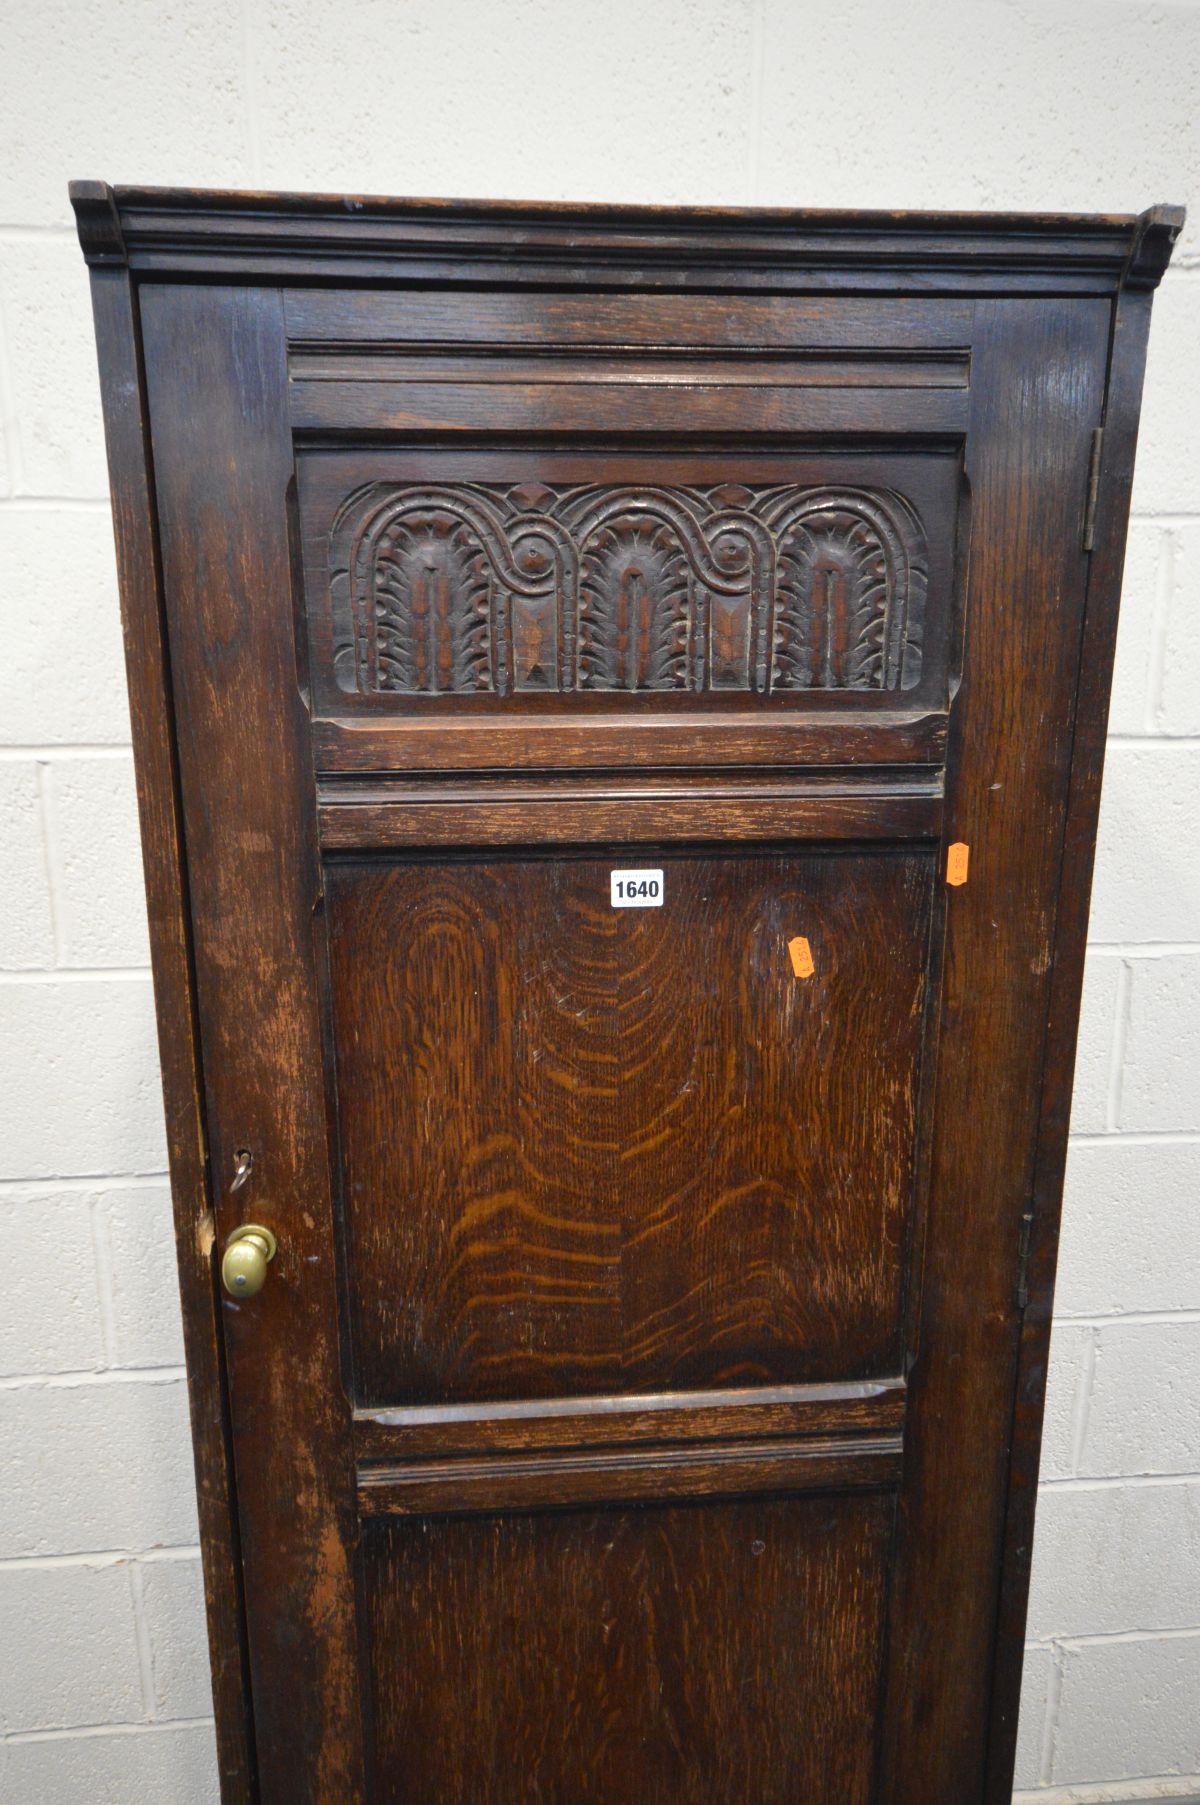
[328,482,927,697]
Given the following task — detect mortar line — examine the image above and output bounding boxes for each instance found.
[241,0,263,185]
[1105,733,1200,747]
[127,1560,159,1720]
[744,0,766,203]
[1069,1131,1200,1148]
[1104,959,1132,1133]
[1039,1472,1200,1493]
[0,1546,201,1572]
[1054,1308,1200,1328]
[1144,525,1178,732]
[1031,1626,1200,1651]
[1086,942,1200,958]
[0,1171,169,1196]
[1037,1640,1065,1787]
[33,760,64,965]
[1066,1327,1099,1476]
[0,746,132,761]
[0,224,74,241]
[0,269,24,495]
[0,494,109,509]
[4,1141,1195,1191]
[0,1364,186,1391]
[0,966,152,983]
[0,1716,215,1747]
[89,1192,120,1368]
[1013,1776,1200,1804]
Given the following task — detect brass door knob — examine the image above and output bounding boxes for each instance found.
[221,1224,277,1299]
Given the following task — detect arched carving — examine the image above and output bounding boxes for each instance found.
[327,481,927,698]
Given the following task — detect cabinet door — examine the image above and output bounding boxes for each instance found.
[138,280,1109,1803]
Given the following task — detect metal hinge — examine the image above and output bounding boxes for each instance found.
[1015,1208,1036,1311]
[1081,426,1104,552]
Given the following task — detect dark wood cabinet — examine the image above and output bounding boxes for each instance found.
[74,183,1182,1804]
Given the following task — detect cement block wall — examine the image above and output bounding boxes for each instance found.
[1,3,1197,1798]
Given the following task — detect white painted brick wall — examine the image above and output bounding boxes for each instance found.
[1056,1142,1200,1317]
[0,1564,145,1734]
[0,511,130,745]
[1052,1636,1200,1787]
[1091,751,1200,944]
[0,980,167,1179]
[0,1724,219,1804]
[47,759,151,969]
[1027,1483,1200,1641]
[1161,527,1200,736]
[0,1191,106,1377]
[0,1380,198,1559]
[1,3,1196,1798]
[1121,956,1200,1133]
[0,764,54,968]
[103,1185,188,1369]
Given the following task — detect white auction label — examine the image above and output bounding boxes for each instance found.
[610,868,664,908]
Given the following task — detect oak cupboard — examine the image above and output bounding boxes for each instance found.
[73,182,1182,1804]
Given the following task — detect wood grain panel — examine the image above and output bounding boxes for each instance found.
[364,1492,891,1804]
[326,849,933,1406]
[984,288,1158,1800]
[285,289,976,349]
[84,270,256,1804]
[290,375,968,436]
[877,297,1111,1803]
[140,285,366,1802]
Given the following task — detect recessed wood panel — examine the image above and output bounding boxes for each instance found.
[364,1490,892,1805]
[326,848,933,1406]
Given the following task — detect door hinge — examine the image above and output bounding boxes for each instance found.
[1015,1207,1036,1312]
[1082,426,1104,552]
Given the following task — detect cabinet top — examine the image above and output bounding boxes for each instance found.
[69,181,1184,294]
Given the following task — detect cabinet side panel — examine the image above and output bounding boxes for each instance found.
[984,288,1154,1801]
[877,297,1111,1803]
[85,267,256,1804]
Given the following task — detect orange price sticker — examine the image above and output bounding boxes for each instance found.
[947,842,970,887]
[787,935,815,979]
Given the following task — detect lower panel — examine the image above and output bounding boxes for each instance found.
[364,1490,892,1804]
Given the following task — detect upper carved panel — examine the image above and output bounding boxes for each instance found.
[328,482,927,698]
